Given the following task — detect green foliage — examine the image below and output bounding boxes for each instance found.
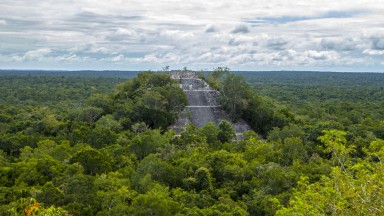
[95,172,137,215]
[178,124,207,146]
[78,106,104,123]
[217,120,236,143]
[205,67,230,89]
[319,130,355,168]
[70,146,113,175]
[133,154,184,189]
[6,197,68,216]
[277,134,384,215]
[36,182,64,206]
[114,71,187,130]
[0,71,383,215]
[220,74,251,120]
[194,167,213,191]
[203,69,294,137]
[95,114,122,132]
[201,122,220,148]
[129,129,168,160]
[130,185,180,216]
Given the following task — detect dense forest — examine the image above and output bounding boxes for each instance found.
[0,70,383,215]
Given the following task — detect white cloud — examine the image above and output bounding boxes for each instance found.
[320,38,357,51]
[306,50,339,61]
[205,25,218,33]
[111,55,125,62]
[266,38,288,50]
[13,48,52,61]
[363,49,384,55]
[0,0,384,71]
[160,30,194,39]
[231,25,250,34]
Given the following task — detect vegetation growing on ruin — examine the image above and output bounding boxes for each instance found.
[202,67,294,137]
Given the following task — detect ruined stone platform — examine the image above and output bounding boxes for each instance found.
[169,71,252,138]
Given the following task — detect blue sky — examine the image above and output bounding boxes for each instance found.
[0,0,383,72]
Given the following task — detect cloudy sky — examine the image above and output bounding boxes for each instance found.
[1,0,384,72]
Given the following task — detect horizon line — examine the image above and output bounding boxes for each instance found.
[0,69,383,73]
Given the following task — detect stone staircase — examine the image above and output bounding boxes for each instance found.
[169,71,252,138]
